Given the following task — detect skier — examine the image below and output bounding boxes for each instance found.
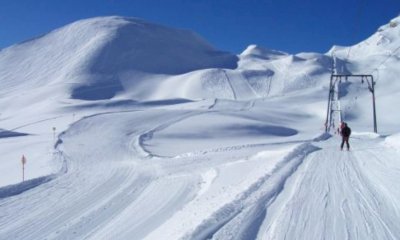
[340,122,351,151]
[338,121,345,135]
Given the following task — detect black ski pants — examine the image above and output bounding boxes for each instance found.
[341,136,350,150]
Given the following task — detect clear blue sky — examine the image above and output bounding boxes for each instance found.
[0,0,399,54]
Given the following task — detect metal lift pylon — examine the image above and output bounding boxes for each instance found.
[325,74,378,133]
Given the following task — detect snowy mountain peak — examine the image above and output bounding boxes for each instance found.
[328,15,400,60]
[57,16,239,75]
[0,16,238,101]
[378,15,400,32]
[241,44,288,60]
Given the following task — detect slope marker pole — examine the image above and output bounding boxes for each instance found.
[21,155,27,182]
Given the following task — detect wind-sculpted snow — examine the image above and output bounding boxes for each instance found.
[140,106,305,157]
[83,17,238,75]
[0,16,342,103]
[0,16,238,101]
[384,133,400,148]
[3,15,400,107]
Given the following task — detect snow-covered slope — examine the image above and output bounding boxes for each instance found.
[0,16,338,105]
[329,16,400,61]
[0,16,238,102]
[326,15,400,132]
[1,15,400,240]
[238,46,334,97]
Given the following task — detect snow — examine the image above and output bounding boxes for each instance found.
[1,15,400,239]
[384,133,400,148]
[258,135,400,240]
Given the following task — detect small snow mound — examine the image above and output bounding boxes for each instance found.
[385,133,400,148]
[286,55,306,63]
[241,44,288,60]
[352,132,380,139]
[327,45,348,55]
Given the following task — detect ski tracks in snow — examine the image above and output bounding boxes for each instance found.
[0,110,201,240]
[222,69,258,100]
[173,135,400,240]
[183,143,320,240]
[2,106,400,240]
[258,136,400,240]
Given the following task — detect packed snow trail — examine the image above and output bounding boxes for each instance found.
[207,134,400,240]
[222,70,258,100]
[0,106,298,240]
[0,110,202,239]
[145,133,400,240]
[1,105,400,240]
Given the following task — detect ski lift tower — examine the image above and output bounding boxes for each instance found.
[325,74,377,133]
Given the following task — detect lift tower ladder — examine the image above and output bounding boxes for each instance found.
[325,75,342,133]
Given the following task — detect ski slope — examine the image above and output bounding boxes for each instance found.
[258,134,400,240]
[2,15,400,240]
[1,101,400,239]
